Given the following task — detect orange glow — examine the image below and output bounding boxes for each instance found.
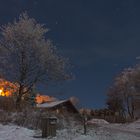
[0,79,18,97]
[36,94,57,104]
[0,78,57,104]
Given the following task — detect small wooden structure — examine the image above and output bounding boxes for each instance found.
[37,100,79,114]
[42,117,57,138]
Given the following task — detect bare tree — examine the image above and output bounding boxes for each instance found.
[0,13,71,109]
[107,65,140,119]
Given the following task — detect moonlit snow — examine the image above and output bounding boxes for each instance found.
[0,119,140,140]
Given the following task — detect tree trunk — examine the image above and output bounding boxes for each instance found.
[15,85,23,110]
[16,96,22,110]
[126,96,134,119]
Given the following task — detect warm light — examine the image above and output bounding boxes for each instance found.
[0,79,18,97]
[36,94,57,104]
[0,88,5,96]
[0,89,2,94]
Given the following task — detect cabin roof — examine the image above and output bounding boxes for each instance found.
[36,100,68,108]
[36,99,79,113]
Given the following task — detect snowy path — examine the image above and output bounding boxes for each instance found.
[103,126,140,137]
[102,120,140,137]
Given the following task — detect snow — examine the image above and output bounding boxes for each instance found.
[36,100,67,108]
[87,118,109,125]
[0,124,36,140]
[103,119,140,135]
[126,119,140,130]
[0,119,140,140]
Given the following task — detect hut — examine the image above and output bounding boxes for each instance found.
[36,99,79,114]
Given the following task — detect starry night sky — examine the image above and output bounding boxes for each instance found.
[1,0,140,108]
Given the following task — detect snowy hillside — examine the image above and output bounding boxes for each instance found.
[0,120,140,140]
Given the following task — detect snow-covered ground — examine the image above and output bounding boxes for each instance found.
[0,124,36,140]
[0,119,140,140]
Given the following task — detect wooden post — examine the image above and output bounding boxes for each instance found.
[83,115,87,135]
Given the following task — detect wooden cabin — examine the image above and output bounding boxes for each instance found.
[36,99,79,114]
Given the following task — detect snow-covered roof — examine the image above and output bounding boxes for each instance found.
[36,100,68,108]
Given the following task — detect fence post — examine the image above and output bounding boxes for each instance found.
[83,115,87,135]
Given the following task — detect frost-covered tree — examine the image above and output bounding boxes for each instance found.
[107,87,125,118]
[107,65,140,119]
[0,13,71,109]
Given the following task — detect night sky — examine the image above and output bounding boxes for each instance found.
[1,0,140,108]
